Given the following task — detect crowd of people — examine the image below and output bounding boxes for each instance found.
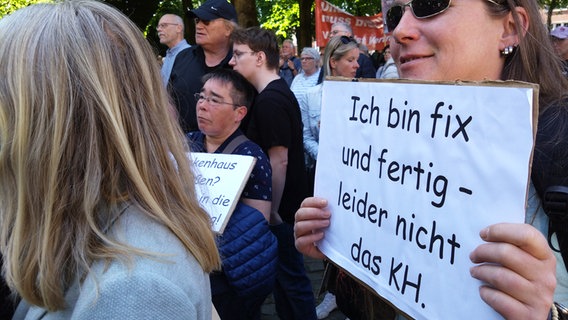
[1,0,568,319]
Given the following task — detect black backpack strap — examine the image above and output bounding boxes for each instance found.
[218,134,249,155]
[543,185,568,273]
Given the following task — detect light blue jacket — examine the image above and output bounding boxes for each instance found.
[376,57,399,79]
[300,84,323,165]
[14,204,212,320]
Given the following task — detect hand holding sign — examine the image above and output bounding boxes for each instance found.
[469,223,556,320]
[307,78,541,319]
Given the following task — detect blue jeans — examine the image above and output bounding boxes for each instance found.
[270,222,317,320]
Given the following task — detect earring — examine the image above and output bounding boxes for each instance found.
[501,45,515,56]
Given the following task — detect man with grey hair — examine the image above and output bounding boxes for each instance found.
[157,14,190,87]
[330,21,376,78]
[168,0,238,132]
[279,39,302,86]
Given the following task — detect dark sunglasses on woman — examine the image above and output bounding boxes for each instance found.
[385,0,503,32]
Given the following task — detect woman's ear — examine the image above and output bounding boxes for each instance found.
[500,7,529,50]
[235,106,247,123]
[329,57,337,71]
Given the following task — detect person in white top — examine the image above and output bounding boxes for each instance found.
[375,44,399,79]
[291,47,321,108]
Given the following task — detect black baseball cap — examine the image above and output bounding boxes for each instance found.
[189,0,238,23]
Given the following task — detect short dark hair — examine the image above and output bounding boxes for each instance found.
[202,69,256,109]
[230,27,280,71]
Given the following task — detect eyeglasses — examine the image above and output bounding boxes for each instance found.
[331,29,348,35]
[194,18,210,25]
[385,0,451,32]
[300,57,315,61]
[194,93,238,107]
[156,22,179,30]
[232,50,256,59]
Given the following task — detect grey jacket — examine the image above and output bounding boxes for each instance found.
[14,204,212,320]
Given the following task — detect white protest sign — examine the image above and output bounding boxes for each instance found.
[315,79,537,320]
[189,152,256,234]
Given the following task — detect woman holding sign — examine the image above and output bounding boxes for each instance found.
[188,69,278,320]
[294,0,568,318]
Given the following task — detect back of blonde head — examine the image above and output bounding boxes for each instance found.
[0,0,220,311]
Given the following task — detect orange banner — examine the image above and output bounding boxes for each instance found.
[315,0,386,51]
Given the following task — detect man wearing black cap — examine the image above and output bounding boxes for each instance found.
[168,0,238,132]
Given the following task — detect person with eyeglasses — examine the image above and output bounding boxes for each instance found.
[187,69,277,320]
[279,39,303,87]
[229,27,317,320]
[550,26,568,77]
[297,35,366,320]
[290,47,321,118]
[295,0,568,319]
[375,44,399,79]
[329,22,377,79]
[167,0,238,133]
[157,14,190,87]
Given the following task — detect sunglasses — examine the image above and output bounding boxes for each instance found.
[194,17,211,25]
[339,36,358,45]
[385,0,451,32]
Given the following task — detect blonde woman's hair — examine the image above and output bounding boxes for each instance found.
[322,36,359,78]
[0,0,220,311]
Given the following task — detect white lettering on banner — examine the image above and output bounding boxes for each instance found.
[315,0,385,50]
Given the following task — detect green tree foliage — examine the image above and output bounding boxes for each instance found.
[0,0,52,19]
[541,0,568,30]
[255,0,382,47]
[328,0,383,16]
[259,0,300,39]
[146,0,186,55]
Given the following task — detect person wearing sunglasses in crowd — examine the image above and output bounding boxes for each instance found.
[301,36,359,196]
[300,36,361,319]
[294,0,568,318]
[329,22,377,79]
[0,1,221,318]
[167,0,238,133]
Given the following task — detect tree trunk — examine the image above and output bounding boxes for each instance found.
[182,0,195,43]
[233,0,259,27]
[104,0,160,32]
[298,0,315,49]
